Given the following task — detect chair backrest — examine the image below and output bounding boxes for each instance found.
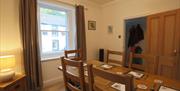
[87,64,134,91]
[61,57,86,91]
[64,49,82,61]
[106,50,124,66]
[129,52,158,74]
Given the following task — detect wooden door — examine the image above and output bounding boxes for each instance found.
[158,9,180,80]
[147,9,180,80]
[146,14,162,55]
[177,9,180,81]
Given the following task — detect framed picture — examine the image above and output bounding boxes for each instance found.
[88,21,96,30]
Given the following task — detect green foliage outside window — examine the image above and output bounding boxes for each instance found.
[40,7,66,17]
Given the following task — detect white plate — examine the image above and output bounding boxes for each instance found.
[116,72,123,75]
[83,63,87,66]
[101,64,113,69]
[137,84,147,90]
[154,79,163,84]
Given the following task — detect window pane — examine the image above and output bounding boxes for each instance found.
[40,7,67,31]
[41,31,68,53]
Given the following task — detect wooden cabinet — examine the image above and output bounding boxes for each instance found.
[147,9,180,80]
[0,74,26,91]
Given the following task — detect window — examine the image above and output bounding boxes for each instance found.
[38,2,76,60]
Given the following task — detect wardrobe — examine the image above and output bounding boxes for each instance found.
[146,9,180,80]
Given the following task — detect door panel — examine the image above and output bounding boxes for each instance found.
[147,9,180,80]
[147,15,162,55]
[158,55,178,80]
[158,10,179,80]
[177,9,180,81]
[161,11,179,56]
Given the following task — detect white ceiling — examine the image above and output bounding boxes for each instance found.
[90,0,115,4]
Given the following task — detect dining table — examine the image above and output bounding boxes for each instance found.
[58,59,180,91]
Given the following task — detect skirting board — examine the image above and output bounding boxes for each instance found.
[43,77,64,88]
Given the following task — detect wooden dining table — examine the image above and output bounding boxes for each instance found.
[58,60,180,91]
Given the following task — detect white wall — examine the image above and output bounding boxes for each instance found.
[0,0,24,74]
[100,0,180,52]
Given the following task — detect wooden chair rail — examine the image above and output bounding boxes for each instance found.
[61,57,86,91]
[106,50,124,66]
[129,52,158,74]
[87,64,134,91]
[64,49,82,61]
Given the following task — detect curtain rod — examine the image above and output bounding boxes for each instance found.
[56,0,88,10]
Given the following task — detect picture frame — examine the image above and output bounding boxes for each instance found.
[88,21,96,30]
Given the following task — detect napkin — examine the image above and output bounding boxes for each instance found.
[128,71,144,78]
[111,83,125,91]
[159,86,178,91]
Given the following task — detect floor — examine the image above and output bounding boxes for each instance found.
[42,83,65,91]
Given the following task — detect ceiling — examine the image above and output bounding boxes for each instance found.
[90,0,115,4]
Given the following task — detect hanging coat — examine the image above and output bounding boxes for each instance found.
[135,24,144,43]
[128,25,136,47]
[128,24,144,48]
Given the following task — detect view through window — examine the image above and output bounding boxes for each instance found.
[39,3,76,60]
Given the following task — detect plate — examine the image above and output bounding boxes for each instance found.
[101,64,113,69]
[154,79,163,84]
[116,72,123,75]
[137,84,147,90]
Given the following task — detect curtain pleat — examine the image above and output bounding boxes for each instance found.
[19,0,43,91]
[76,5,87,60]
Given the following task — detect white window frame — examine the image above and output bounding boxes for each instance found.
[38,2,76,61]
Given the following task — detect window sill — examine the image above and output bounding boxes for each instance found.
[41,56,62,62]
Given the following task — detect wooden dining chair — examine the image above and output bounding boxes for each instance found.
[61,57,86,91]
[87,64,134,91]
[106,50,124,66]
[64,49,82,61]
[129,52,158,74]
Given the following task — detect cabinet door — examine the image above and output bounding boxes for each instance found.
[146,14,162,55]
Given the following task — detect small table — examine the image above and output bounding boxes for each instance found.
[0,74,26,91]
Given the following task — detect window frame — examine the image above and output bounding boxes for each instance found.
[38,2,76,61]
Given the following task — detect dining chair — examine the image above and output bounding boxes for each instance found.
[61,57,86,91]
[129,52,158,74]
[64,49,82,61]
[87,64,134,91]
[106,50,124,66]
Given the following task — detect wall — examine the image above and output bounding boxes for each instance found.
[40,0,102,87]
[100,0,180,52]
[0,0,24,74]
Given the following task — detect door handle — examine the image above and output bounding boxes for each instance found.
[173,49,177,56]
